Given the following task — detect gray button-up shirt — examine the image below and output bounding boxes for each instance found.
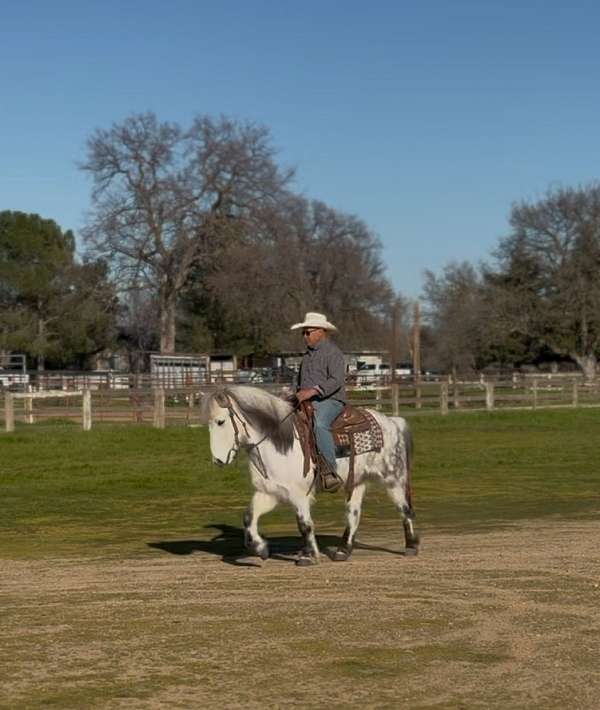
[298,338,346,403]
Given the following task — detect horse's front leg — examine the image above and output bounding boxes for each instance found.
[333,483,366,561]
[294,498,320,566]
[243,491,278,560]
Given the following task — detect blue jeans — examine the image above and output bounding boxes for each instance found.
[313,398,344,471]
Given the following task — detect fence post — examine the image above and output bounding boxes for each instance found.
[532,378,538,409]
[5,393,14,432]
[375,388,382,411]
[391,383,399,416]
[440,382,449,415]
[130,389,143,424]
[82,389,92,431]
[485,381,495,411]
[572,380,579,408]
[452,376,460,410]
[24,387,34,424]
[187,392,195,425]
[153,389,166,428]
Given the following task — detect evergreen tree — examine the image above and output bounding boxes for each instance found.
[0,211,117,369]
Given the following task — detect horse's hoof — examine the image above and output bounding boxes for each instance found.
[257,545,270,560]
[404,546,419,557]
[333,549,351,562]
[296,554,317,567]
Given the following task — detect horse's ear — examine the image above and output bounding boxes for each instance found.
[214,391,231,408]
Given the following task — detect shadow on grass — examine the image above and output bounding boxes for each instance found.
[147,524,409,566]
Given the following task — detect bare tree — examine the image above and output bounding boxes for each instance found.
[195,195,395,352]
[422,261,485,376]
[490,184,600,379]
[117,286,160,356]
[81,113,292,352]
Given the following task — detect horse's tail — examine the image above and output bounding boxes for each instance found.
[395,418,415,516]
[392,417,413,471]
[402,424,413,473]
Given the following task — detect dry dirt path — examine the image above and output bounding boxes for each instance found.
[2,520,600,709]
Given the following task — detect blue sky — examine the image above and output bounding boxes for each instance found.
[2,0,600,298]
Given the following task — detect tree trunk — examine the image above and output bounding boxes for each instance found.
[36,313,46,371]
[572,353,597,382]
[159,289,177,353]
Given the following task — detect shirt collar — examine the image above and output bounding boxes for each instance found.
[307,338,327,350]
[307,338,326,352]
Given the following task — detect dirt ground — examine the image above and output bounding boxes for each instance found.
[2,519,600,709]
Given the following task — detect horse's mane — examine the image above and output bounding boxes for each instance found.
[205,385,296,455]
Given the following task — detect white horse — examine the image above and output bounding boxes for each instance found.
[203,385,419,565]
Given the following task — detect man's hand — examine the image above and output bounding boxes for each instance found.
[296,387,319,402]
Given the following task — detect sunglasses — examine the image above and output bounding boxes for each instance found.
[302,328,320,336]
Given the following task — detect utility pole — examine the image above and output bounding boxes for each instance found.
[413,301,422,409]
[390,297,401,416]
[390,298,401,384]
[412,301,421,377]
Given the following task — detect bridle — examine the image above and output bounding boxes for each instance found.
[213,391,297,479]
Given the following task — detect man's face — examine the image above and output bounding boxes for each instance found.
[302,327,326,347]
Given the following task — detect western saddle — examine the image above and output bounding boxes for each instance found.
[295,400,383,496]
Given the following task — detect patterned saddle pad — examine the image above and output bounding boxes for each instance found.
[332,405,384,456]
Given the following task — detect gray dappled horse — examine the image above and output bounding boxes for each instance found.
[203,385,419,566]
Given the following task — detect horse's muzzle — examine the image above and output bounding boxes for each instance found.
[213,447,238,466]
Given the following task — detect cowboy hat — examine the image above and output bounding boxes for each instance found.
[290,312,338,331]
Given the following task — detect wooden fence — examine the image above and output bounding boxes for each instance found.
[3,390,91,432]
[3,376,600,432]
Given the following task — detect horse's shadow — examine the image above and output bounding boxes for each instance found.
[147,524,405,566]
[148,524,333,566]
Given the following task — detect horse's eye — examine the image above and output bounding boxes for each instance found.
[216,419,226,427]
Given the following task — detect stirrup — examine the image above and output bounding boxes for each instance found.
[318,472,342,493]
[315,455,342,493]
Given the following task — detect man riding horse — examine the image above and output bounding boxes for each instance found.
[206,313,418,561]
[291,312,346,492]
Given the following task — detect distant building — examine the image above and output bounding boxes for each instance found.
[272,349,388,375]
[208,353,238,381]
[345,351,386,372]
[149,352,238,386]
[0,353,29,390]
[150,353,209,387]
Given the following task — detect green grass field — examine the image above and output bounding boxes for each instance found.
[1,407,599,559]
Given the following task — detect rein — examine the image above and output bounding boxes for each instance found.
[216,392,297,480]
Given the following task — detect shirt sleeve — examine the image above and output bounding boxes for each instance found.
[319,348,345,397]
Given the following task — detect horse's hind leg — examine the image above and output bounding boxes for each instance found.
[293,498,319,566]
[243,491,277,560]
[333,483,366,562]
[385,481,419,556]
